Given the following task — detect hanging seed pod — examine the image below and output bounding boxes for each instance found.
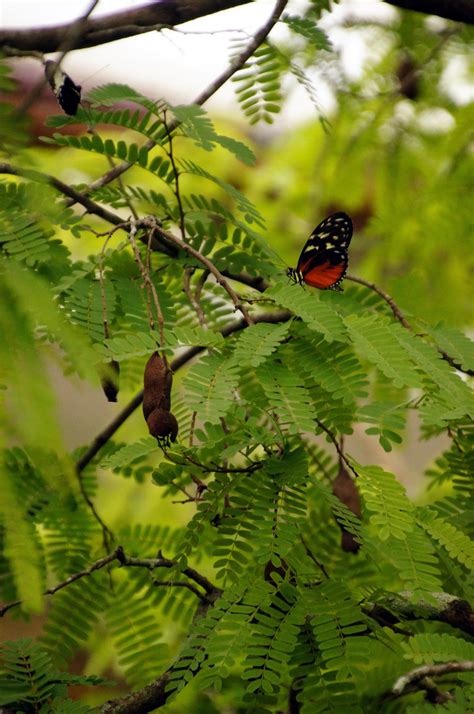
[44,60,82,115]
[143,352,172,417]
[143,352,179,445]
[99,360,120,403]
[147,408,179,444]
[332,463,361,554]
[396,52,419,101]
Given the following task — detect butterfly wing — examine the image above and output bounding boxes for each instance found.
[297,212,353,290]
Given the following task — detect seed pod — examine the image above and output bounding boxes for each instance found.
[332,463,361,554]
[147,408,178,444]
[143,353,172,414]
[143,352,178,445]
[99,360,120,402]
[44,60,82,115]
[396,53,419,101]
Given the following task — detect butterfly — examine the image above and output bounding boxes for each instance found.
[44,61,82,116]
[287,212,353,291]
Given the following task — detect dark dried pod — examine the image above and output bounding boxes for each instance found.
[143,352,172,418]
[396,53,419,101]
[99,360,120,402]
[332,463,361,554]
[147,408,179,444]
[44,60,82,115]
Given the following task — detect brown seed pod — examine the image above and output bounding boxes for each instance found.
[143,352,178,445]
[99,360,120,402]
[143,352,172,418]
[146,408,179,444]
[332,463,361,554]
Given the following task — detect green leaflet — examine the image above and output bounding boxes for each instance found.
[394,332,474,420]
[183,352,241,425]
[229,321,290,369]
[171,104,256,165]
[232,42,284,125]
[267,283,347,343]
[401,632,474,665]
[356,464,414,540]
[0,638,109,709]
[289,332,368,405]
[344,313,423,388]
[427,324,474,372]
[106,580,169,688]
[418,508,474,571]
[256,360,316,434]
[101,437,158,470]
[0,462,43,613]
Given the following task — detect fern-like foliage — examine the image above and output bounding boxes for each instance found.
[106,579,169,689]
[0,638,107,710]
[232,42,284,124]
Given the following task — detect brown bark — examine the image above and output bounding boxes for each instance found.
[0,1,253,53]
[384,0,474,24]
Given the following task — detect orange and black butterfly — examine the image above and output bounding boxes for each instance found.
[288,212,353,291]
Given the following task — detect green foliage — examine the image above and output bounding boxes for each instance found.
[0,6,473,714]
[106,580,169,688]
[232,42,284,124]
[0,638,107,710]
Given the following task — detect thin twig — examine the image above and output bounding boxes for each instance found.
[163,109,186,241]
[0,545,222,617]
[89,126,139,221]
[0,163,179,258]
[347,274,411,328]
[183,268,207,327]
[120,553,221,597]
[189,410,197,447]
[315,418,359,478]
[150,580,206,601]
[143,217,254,325]
[128,219,166,347]
[300,535,329,579]
[98,232,116,340]
[76,467,114,553]
[0,548,120,617]
[184,454,262,475]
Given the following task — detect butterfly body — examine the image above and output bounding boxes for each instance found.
[288,212,353,290]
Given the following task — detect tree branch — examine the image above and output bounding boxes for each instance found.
[383,0,474,24]
[0,548,121,617]
[0,545,222,617]
[0,163,178,257]
[365,591,474,637]
[392,660,474,697]
[0,1,253,53]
